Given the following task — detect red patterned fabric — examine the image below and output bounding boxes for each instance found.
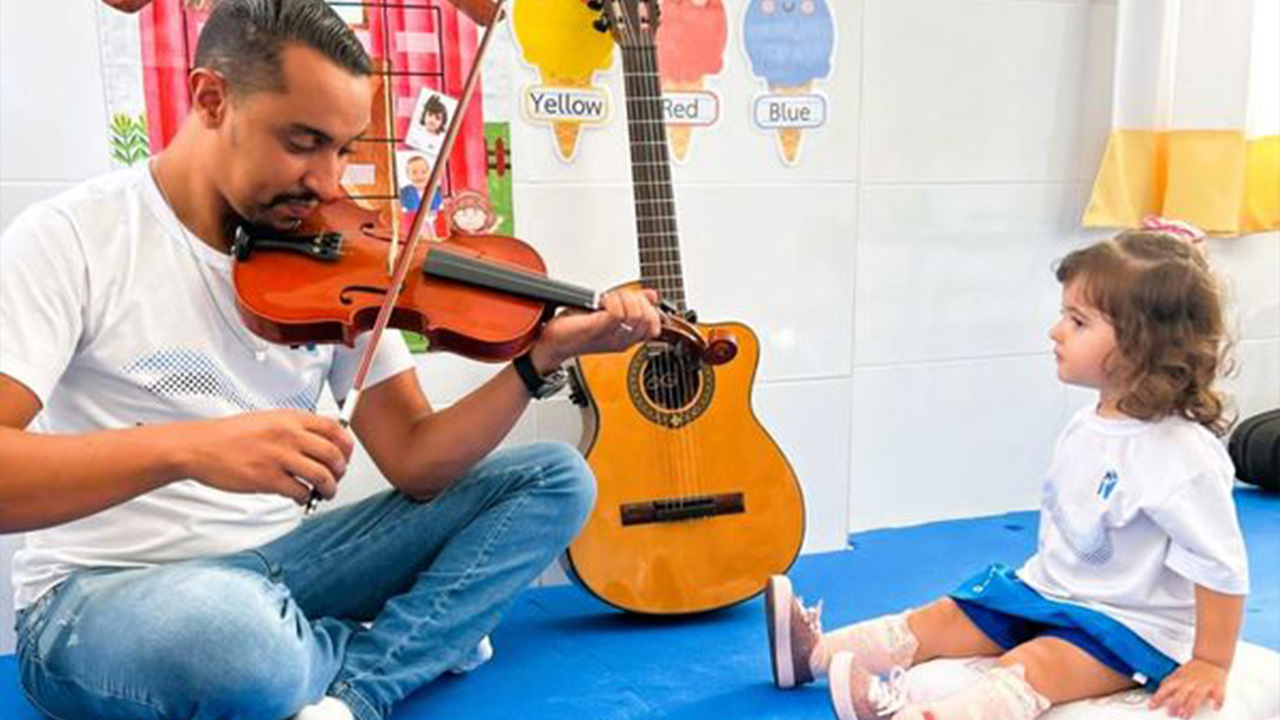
[139,1,486,197]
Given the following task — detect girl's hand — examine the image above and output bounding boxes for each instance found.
[1149,658,1228,718]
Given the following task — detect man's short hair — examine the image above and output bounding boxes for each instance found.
[194,0,372,96]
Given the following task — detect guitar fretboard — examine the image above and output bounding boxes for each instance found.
[620,44,686,313]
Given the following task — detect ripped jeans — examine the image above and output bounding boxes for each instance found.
[14,442,595,720]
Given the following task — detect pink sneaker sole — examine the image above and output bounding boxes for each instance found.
[766,575,799,688]
[829,652,860,719]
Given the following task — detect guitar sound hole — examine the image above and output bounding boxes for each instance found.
[641,350,702,411]
[627,346,715,429]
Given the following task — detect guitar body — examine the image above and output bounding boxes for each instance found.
[564,0,805,614]
[564,285,805,614]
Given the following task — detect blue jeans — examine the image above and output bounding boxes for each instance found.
[14,442,595,720]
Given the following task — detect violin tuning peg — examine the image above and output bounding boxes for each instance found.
[593,16,611,33]
[586,0,604,10]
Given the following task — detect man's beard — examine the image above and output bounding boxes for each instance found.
[238,190,321,231]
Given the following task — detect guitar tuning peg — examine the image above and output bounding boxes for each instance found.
[586,0,604,10]
[593,16,611,33]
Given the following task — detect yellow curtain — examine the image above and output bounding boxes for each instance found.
[1084,0,1279,236]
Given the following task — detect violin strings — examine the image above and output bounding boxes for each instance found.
[340,0,507,426]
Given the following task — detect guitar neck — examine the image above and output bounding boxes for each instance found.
[620,44,687,313]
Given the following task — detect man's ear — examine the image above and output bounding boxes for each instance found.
[189,68,232,128]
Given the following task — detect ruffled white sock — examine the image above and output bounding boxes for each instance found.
[895,664,1051,720]
[810,611,919,677]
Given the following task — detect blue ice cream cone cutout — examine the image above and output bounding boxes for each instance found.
[743,0,836,164]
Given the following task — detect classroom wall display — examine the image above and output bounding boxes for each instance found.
[95,0,515,232]
[511,0,616,163]
[655,0,729,164]
[741,0,836,166]
[95,0,519,353]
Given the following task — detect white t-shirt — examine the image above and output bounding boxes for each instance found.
[1018,406,1250,662]
[0,165,415,611]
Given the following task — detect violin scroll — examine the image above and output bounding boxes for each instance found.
[653,313,737,366]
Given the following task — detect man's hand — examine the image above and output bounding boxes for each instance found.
[178,410,354,505]
[1149,658,1229,718]
[528,288,663,372]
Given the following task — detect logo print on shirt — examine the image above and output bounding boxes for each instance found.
[124,348,321,412]
[1045,483,1113,565]
[1097,470,1119,500]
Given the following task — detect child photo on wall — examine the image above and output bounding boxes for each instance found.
[396,150,442,213]
[405,88,460,168]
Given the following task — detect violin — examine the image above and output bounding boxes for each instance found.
[228,0,733,372]
[225,0,733,516]
[230,198,737,365]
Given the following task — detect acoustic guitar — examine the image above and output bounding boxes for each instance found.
[562,0,805,615]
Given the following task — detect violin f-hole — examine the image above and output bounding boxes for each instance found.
[339,285,391,306]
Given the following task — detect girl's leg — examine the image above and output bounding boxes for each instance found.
[904,598,1005,665]
[996,636,1136,705]
[815,597,1004,677]
[867,636,1138,720]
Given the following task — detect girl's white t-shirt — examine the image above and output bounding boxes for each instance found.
[1018,406,1250,662]
[0,166,414,611]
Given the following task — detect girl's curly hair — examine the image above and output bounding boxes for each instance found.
[1056,230,1233,435]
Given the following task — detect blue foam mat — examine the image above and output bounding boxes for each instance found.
[3,487,1275,719]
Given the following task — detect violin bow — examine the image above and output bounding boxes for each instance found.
[305,0,506,511]
[384,60,403,275]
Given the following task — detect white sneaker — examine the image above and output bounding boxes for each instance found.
[829,652,911,720]
[294,696,354,720]
[449,634,494,674]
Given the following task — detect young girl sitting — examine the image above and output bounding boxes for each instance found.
[766,226,1250,720]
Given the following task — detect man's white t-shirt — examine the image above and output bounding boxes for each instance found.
[0,165,415,611]
[1018,406,1250,662]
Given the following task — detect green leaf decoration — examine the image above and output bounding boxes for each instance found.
[109,113,150,167]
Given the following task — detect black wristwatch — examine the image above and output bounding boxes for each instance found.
[513,351,568,399]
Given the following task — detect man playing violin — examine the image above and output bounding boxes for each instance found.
[0,2,661,719]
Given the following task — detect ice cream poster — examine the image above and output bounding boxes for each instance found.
[511,0,616,162]
[742,0,836,165]
[656,0,729,163]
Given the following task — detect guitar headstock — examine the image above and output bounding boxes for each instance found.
[588,0,660,48]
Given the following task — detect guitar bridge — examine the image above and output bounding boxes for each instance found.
[619,492,745,526]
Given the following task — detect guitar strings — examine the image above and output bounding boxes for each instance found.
[622,16,683,508]
[629,26,677,508]
[637,32,693,507]
[630,10,700,508]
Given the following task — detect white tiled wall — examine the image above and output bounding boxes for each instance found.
[2,0,1277,655]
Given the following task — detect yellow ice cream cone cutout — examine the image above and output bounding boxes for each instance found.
[513,0,615,161]
[546,74,592,160]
